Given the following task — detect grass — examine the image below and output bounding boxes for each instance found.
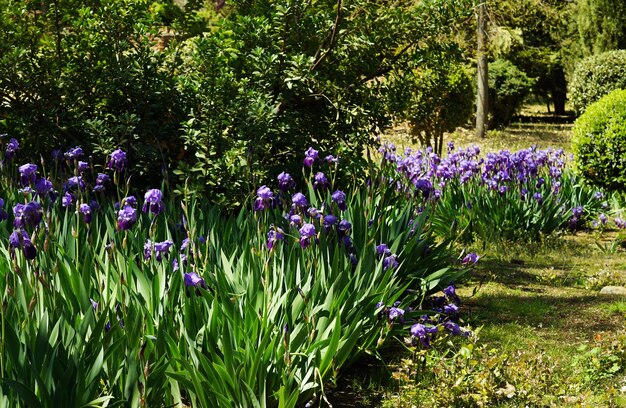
[324,112,626,407]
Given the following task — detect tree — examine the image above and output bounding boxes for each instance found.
[571,0,626,57]
[403,59,474,155]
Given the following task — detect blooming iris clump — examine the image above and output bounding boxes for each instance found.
[143,189,164,216]
[254,185,274,211]
[107,149,127,172]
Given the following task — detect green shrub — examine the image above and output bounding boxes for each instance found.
[573,89,626,191]
[488,59,535,128]
[569,50,626,115]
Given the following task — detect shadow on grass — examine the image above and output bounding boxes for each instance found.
[465,291,625,341]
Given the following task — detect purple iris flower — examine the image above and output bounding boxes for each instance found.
[93,173,110,192]
[65,147,84,160]
[615,217,626,229]
[13,201,42,228]
[267,226,285,250]
[154,240,174,262]
[444,321,462,335]
[184,272,206,296]
[303,147,319,167]
[443,283,460,304]
[79,203,92,223]
[143,189,164,216]
[277,172,295,192]
[325,155,338,164]
[292,192,308,208]
[107,149,127,172]
[77,161,89,173]
[410,323,432,348]
[254,185,274,211]
[388,306,405,323]
[331,190,347,211]
[444,303,459,315]
[9,229,36,260]
[34,178,53,196]
[383,255,399,271]
[313,172,329,190]
[0,198,7,221]
[123,196,137,208]
[376,244,391,257]
[322,214,338,231]
[4,138,19,161]
[66,176,86,191]
[18,163,37,186]
[594,191,605,200]
[117,205,137,230]
[62,192,74,208]
[289,214,301,225]
[462,252,479,265]
[533,192,543,205]
[337,219,352,235]
[299,223,316,248]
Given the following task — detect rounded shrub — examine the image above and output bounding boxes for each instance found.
[488,59,535,128]
[569,50,626,115]
[573,89,626,190]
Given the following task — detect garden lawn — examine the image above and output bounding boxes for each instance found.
[327,232,626,407]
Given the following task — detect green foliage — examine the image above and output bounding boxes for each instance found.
[488,59,535,128]
[174,0,473,200]
[571,0,626,57]
[488,0,570,114]
[573,89,626,191]
[0,145,467,406]
[569,50,626,115]
[401,58,474,155]
[0,0,188,184]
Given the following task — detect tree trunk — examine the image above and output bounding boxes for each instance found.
[476,1,488,138]
[550,65,567,115]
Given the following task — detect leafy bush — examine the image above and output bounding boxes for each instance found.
[573,89,626,191]
[0,0,187,184]
[171,0,472,202]
[488,59,535,128]
[569,50,626,115]
[400,58,474,155]
[0,140,470,406]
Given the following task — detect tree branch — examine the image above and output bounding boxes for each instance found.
[310,0,343,72]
